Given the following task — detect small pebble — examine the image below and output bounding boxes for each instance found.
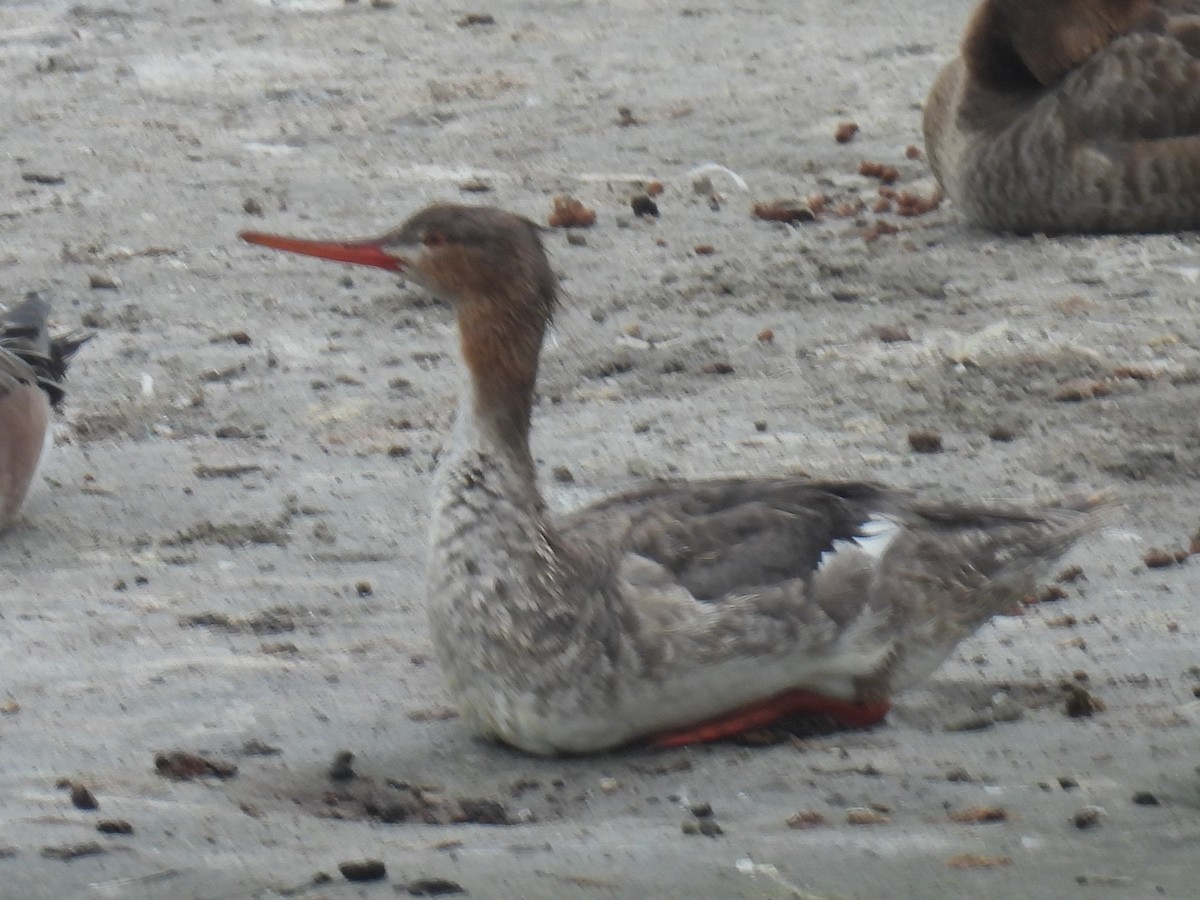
[96,820,133,835]
[552,465,574,484]
[785,810,827,828]
[846,808,890,825]
[1073,806,1104,830]
[907,429,943,454]
[689,802,713,818]
[355,580,372,596]
[41,842,105,861]
[406,877,467,896]
[1143,548,1182,569]
[328,751,356,782]
[70,785,98,811]
[339,859,387,882]
[631,195,659,217]
[1131,791,1160,806]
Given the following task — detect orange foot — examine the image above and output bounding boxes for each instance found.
[653,691,890,749]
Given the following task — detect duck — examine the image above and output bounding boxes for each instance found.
[923,0,1200,234]
[0,293,92,529]
[241,204,1108,755]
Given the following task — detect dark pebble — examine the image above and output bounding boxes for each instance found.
[631,195,659,217]
[96,820,133,835]
[328,750,356,782]
[406,877,467,896]
[1132,791,1160,806]
[1073,807,1102,830]
[155,751,237,780]
[907,429,943,454]
[689,802,713,818]
[339,859,387,882]
[70,785,99,811]
[41,842,105,861]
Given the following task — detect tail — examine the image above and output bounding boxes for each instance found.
[876,491,1116,694]
[1,293,93,408]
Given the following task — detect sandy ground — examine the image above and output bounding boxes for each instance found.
[2,0,1199,897]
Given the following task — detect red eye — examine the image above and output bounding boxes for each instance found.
[423,230,445,247]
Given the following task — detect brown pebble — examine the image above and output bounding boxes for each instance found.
[1143,548,1182,569]
[339,859,387,882]
[786,810,827,829]
[1053,378,1111,401]
[846,808,890,825]
[948,806,1008,824]
[548,196,596,228]
[860,219,900,242]
[693,243,716,255]
[700,361,734,375]
[756,328,775,343]
[907,429,943,454]
[1023,585,1068,605]
[566,232,587,246]
[1112,365,1158,381]
[752,200,815,224]
[858,161,900,184]
[645,180,664,197]
[834,121,859,143]
[355,580,372,596]
[905,144,923,159]
[96,820,133,835]
[988,424,1016,442]
[154,751,237,780]
[457,12,495,26]
[88,273,118,290]
[876,325,910,343]
[1056,565,1085,583]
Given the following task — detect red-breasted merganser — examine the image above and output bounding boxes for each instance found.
[924,0,1200,233]
[241,204,1107,755]
[0,293,91,529]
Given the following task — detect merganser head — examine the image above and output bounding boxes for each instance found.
[240,203,556,321]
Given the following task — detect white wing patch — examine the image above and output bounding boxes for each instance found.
[817,514,901,570]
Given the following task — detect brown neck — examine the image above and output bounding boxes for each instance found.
[456,297,547,470]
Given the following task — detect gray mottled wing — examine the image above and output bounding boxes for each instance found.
[558,478,901,603]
